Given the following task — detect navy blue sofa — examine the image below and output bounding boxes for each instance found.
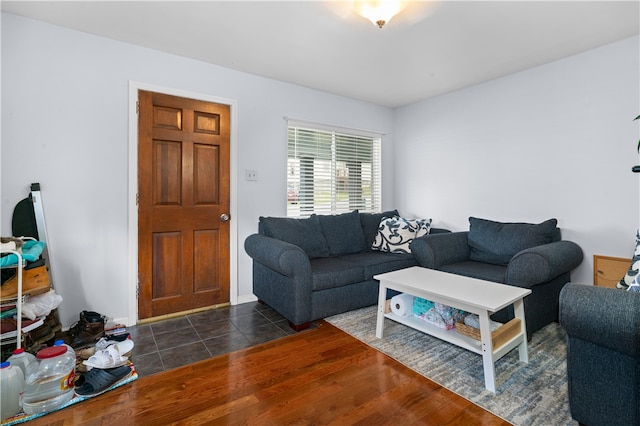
[409,217,584,338]
[559,283,640,426]
[244,210,449,331]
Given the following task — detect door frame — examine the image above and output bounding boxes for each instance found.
[127,80,239,325]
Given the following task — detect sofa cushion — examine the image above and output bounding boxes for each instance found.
[310,258,366,291]
[259,215,329,259]
[371,216,432,254]
[338,252,417,280]
[440,261,507,284]
[317,211,368,256]
[359,210,399,249]
[468,217,558,266]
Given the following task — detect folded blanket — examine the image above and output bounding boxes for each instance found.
[0,240,45,267]
[418,303,466,330]
[412,297,434,316]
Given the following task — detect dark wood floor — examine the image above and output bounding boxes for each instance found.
[29,321,510,425]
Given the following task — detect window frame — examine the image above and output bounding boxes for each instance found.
[286,119,382,218]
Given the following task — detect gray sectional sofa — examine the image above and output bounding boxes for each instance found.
[244,210,448,330]
[245,213,584,338]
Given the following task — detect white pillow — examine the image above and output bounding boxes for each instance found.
[371,216,432,254]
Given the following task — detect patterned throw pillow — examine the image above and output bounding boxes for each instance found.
[618,229,640,290]
[628,276,640,292]
[371,216,432,254]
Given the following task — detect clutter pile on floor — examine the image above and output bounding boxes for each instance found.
[1,262,63,358]
[1,310,138,424]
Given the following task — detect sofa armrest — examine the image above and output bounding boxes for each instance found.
[505,241,583,288]
[410,231,471,269]
[244,234,312,279]
[560,283,640,358]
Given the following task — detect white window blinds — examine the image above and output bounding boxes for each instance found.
[287,121,382,218]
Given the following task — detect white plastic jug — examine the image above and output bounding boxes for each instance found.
[1,361,25,421]
[23,345,76,414]
[53,339,76,361]
[7,348,37,381]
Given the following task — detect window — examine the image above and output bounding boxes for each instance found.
[287,120,382,218]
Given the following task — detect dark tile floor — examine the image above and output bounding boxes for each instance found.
[128,302,309,377]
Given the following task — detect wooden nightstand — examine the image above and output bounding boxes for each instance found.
[593,255,631,288]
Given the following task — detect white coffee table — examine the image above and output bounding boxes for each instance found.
[374,266,531,392]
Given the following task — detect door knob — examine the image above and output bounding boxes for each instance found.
[220,213,230,222]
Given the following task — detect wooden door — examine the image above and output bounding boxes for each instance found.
[137,90,230,319]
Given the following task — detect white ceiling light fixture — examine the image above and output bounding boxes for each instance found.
[353,0,408,29]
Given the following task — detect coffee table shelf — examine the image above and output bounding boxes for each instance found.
[384,311,524,359]
[385,311,483,353]
[375,266,531,392]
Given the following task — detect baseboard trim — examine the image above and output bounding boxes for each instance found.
[137,303,231,325]
[237,294,258,305]
[119,295,257,326]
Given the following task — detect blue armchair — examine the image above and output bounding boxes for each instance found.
[559,283,640,426]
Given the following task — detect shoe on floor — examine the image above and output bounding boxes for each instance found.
[66,310,110,350]
[0,317,44,337]
[95,336,131,351]
[71,324,104,349]
[24,322,53,342]
[78,337,134,360]
[105,332,130,343]
[83,340,134,369]
[77,346,96,360]
[74,365,132,398]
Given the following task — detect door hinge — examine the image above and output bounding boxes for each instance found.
[136,193,139,206]
[136,101,140,114]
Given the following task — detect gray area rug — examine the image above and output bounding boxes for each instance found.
[325,306,576,426]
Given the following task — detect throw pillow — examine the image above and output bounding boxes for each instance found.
[468,217,558,266]
[371,216,432,254]
[618,229,640,290]
[628,276,640,292]
[259,215,329,259]
[359,210,399,249]
[317,211,368,256]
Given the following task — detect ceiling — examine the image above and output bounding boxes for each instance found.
[3,1,639,108]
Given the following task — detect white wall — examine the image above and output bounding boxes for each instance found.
[1,13,395,327]
[394,35,640,284]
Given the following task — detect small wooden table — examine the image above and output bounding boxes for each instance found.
[374,266,531,392]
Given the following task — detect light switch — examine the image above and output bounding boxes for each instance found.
[246,169,258,181]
